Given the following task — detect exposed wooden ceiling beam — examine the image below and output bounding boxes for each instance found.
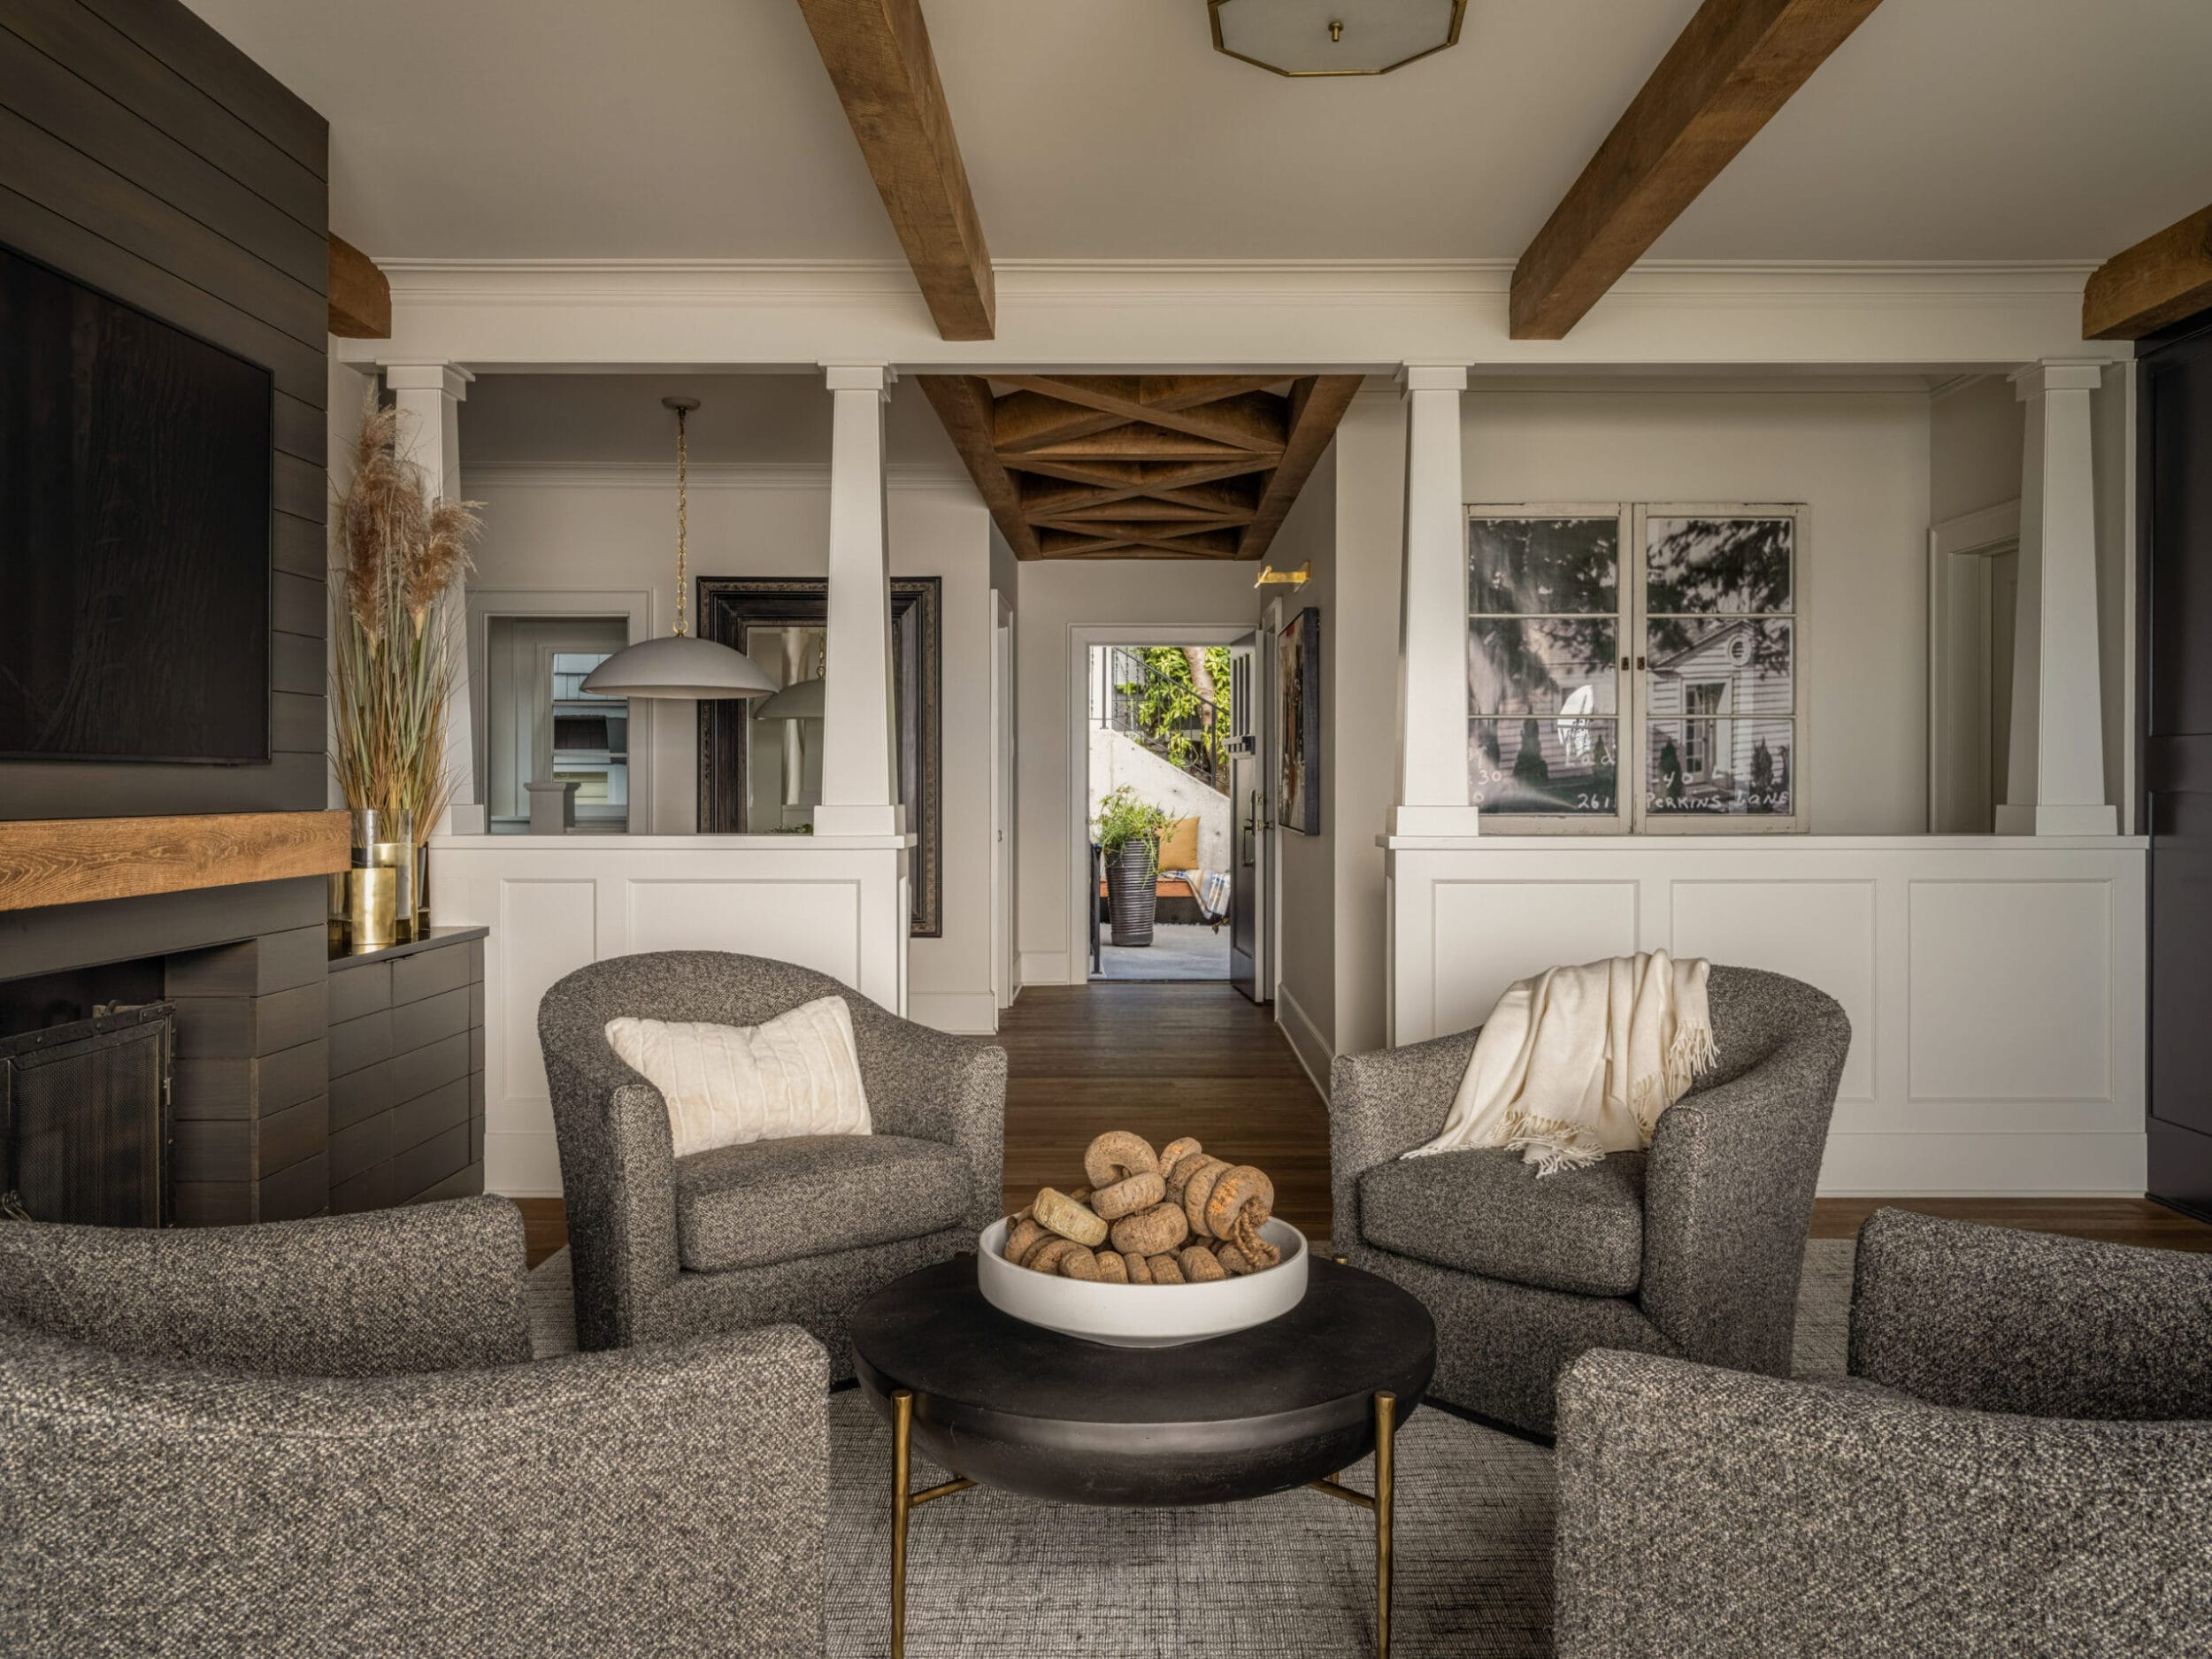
[922,373,1360,561]
[326,234,390,338]
[1509,0,1884,341]
[1237,376,1363,565]
[915,374,1038,557]
[2084,204,2212,341]
[796,0,994,341]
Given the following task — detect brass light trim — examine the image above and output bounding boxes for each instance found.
[1209,0,1466,78]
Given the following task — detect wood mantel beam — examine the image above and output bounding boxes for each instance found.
[326,234,390,338]
[1509,0,1883,340]
[2084,205,2212,341]
[0,811,349,912]
[796,0,995,341]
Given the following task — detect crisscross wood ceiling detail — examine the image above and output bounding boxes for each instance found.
[918,373,1363,560]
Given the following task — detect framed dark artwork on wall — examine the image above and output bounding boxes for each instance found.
[695,575,941,938]
[1278,605,1321,836]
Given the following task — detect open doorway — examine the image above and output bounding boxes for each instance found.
[1086,643,1235,981]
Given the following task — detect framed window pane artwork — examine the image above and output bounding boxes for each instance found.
[1639,508,1801,828]
[1465,511,1628,826]
[1465,503,1806,835]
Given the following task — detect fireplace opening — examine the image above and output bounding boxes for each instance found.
[0,1002,174,1227]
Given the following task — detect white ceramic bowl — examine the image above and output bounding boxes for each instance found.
[976,1217,1309,1348]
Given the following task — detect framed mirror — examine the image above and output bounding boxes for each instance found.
[695,575,941,937]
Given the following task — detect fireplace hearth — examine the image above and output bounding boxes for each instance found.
[1,1003,173,1226]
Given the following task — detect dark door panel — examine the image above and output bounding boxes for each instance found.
[2146,318,2212,1217]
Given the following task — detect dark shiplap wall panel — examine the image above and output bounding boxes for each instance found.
[0,0,329,821]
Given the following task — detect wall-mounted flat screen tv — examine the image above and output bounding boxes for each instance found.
[0,242,273,764]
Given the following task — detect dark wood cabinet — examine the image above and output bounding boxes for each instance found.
[326,929,487,1213]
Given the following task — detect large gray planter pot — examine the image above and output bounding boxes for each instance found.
[1104,841,1158,947]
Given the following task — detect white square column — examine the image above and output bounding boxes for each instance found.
[1391,365,1482,837]
[383,361,481,833]
[813,364,902,838]
[1995,360,2117,837]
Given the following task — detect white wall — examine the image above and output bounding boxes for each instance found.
[1329,392,1409,1061]
[1014,559,1274,986]
[461,463,1001,1030]
[1930,374,2024,523]
[1266,443,1340,1087]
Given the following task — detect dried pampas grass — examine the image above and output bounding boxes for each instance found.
[330,387,481,840]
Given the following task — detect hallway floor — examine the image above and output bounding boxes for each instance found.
[999,980,1333,1233]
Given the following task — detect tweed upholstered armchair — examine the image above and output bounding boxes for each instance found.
[1553,1210,2212,1656]
[0,1196,828,1659]
[1331,965,1849,1436]
[539,950,1006,1379]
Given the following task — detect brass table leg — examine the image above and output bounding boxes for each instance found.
[890,1389,913,1659]
[1304,1389,1400,1659]
[1375,1390,1396,1659]
[887,1388,977,1658]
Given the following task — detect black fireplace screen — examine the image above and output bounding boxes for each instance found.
[0,1003,173,1227]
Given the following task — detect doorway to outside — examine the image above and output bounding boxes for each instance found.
[1085,640,1240,983]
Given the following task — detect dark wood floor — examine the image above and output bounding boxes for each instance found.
[511,980,2212,1265]
[997,981,1334,1231]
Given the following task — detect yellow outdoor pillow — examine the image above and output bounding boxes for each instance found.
[1157,815,1200,871]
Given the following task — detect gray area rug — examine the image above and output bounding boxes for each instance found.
[529,1240,1855,1657]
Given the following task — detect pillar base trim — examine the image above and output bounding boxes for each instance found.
[1994,803,2119,836]
[812,803,904,837]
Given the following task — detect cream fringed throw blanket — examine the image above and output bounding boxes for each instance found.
[1403,952,1717,1177]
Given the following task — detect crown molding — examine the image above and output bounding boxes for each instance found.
[377,255,2100,311]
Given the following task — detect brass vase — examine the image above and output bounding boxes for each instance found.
[329,809,417,953]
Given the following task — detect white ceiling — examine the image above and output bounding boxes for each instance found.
[188,0,2212,265]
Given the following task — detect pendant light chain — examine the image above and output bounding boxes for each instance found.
[673,403,690,638]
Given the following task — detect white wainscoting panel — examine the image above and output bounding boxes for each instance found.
[1671,880,1878,1102]
[1385,835,2146,1194]
[430,833,910,1195]
[1906,879,2112,1103]
[1426,879,1639,1040]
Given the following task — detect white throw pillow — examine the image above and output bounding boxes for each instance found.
[604,995,872,1157]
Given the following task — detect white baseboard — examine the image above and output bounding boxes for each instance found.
[486,1129,565,1198]
[1019,950,1075,987]
[909,990,999,1035]
[1276,983,1333,1102]
[1813,1132,2147,1195]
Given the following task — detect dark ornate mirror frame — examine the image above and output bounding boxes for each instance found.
[695,575,941,938]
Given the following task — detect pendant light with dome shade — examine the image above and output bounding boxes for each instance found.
[580,396,779,701]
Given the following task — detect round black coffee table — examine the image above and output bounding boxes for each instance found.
[850,1253,1436,1659]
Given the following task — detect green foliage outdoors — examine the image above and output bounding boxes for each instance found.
[1094,784,1173,875]
[1118,646,1233,779]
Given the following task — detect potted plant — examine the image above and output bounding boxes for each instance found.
[328,392,480,950]
[1094,785,1171,948]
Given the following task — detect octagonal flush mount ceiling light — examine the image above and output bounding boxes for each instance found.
[1210,0,1465,77]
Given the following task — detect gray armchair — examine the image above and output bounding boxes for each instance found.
[1330,965,1849,1435]
[1552,1210,2212,1657]
[539,951,1005,1378]
[0,1196,828,1659]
